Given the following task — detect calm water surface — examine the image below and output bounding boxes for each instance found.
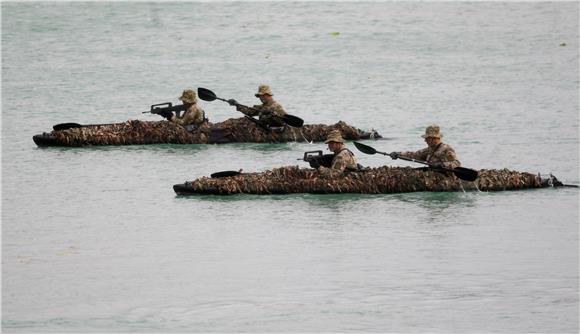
[2,2,579,333]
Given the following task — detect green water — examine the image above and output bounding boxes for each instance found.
[2,2,578,332]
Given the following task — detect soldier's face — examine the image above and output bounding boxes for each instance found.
[258,95,271,103]
[327,142,342,153]
[425,137,440,148]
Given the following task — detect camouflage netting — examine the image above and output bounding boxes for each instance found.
[208,118,377,144]
[176,166,551,195]
[40,118,379,146]
[51,120,209,146]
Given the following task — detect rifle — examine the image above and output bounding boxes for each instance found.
[142,102,187,119]
[298,150,334,168]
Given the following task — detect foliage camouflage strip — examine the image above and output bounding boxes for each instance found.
[43,118,379,146]
[175,166,557,195]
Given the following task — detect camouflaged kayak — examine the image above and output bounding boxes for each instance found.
[173,166,566,196]
[32,118,381,147]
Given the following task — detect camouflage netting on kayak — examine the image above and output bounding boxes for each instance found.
[208,118,377,144]
[52,120,210,146]
[177,166,549,195]
[47,118,379,146]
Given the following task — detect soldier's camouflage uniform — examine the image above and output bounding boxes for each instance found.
[170,104,206,129]
[239,101,287,127]
[172,89,207,130]
[401,143,461,169]
[319,148,358,177]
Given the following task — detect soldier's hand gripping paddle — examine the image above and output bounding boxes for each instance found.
[197,87,304,127]
[353,141,479,182]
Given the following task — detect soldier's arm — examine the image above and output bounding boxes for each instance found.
[171,108,197,125]
[193,106,206,124]
[331,154,349,172]
[257,103,287,117]
[400,147,429,161]
[170,113,186,125]
[318,153,348,177]
[234,104,257,117]
[168,113,179,124]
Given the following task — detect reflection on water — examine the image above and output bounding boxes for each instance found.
[401,191,478,209]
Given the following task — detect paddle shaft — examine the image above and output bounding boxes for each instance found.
[370,148,437,167]
[389,153,437,168]
[358,142,459,171]
[211,96,274,131]
[396,153,473,177]
[199,89,272,115]
[215,96,285,120]
[353,141,478,181]
[233,103,303,128]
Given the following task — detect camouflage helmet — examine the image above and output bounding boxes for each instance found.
[255,85,273,97]
[325,129,345,143]
[179,89,197,104]
[421,124,443,139]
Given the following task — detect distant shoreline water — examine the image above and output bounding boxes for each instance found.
[2,2,578,332]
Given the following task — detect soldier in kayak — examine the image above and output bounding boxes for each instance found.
[392,124,461,169]
[227,85,288,127]
[166,89,207,132]
[312,130,358,176]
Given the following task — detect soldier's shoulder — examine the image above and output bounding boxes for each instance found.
[337,149,355,159]
[271,101,285,109]
[441,143,456,151]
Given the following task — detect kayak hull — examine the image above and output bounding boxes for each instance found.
[33,118,381,147]
[33,133,62,147]
[173,166,563,196]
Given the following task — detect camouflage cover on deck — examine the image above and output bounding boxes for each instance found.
[51,120,209,146]
[37,118,379,146]
[175,166,554,195]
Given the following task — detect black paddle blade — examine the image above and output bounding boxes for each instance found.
[452,167,478,182]
[197,87,217,102]
[281,114,304,127]
[53,123,82,131]
[210,170,241,178]
[353,141,377,155]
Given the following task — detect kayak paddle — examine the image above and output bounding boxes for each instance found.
[53,123,83,131]
[210,170,242,178]
[53,122,119,131]
[197,87,304,128]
